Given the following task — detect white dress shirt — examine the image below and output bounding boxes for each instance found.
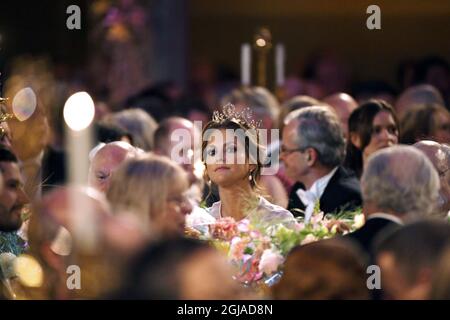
[296,167,338,223]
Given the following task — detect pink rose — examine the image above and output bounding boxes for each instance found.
[258,249,284,275]
[229,237,244,260]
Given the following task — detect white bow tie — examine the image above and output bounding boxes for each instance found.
[296,189,318,206]
[296,189,319,224]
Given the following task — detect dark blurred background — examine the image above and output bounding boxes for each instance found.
[0,0,449,103]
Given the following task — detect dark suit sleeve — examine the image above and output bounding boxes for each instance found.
[320,167,363,215]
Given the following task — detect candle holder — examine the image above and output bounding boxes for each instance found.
[0,97,14,138]
[253,27,272,88]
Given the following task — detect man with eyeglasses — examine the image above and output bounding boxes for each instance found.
[280,106,362,221]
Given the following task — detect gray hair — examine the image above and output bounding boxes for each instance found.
[362,145,440,218]
[105,109,158,151]
[220,86,280,122]
[290,106,345,168]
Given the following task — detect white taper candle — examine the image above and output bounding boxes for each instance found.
[241,43,251,86]
[275,43,285,87]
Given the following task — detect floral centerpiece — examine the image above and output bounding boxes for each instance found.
[186,205,365,288]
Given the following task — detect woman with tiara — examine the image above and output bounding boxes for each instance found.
[201,104,295,230]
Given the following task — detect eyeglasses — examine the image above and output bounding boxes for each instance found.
[167,193,190,207]
[280,145,305,155]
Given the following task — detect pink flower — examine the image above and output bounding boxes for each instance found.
[229,237,244,260]
[301,234,318,245]
[249,230,261,239]
[294,222,305,231]
[210,217,238,241]
[310,212,324,226]
[258,249,284,275]
[237,219,250,233]
[238,257,263,283]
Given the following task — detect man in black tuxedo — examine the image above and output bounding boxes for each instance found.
[346,145,440,257]
[281,106,362,220]
[345,145,440,299]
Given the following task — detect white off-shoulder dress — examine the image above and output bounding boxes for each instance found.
[207,196,296,230]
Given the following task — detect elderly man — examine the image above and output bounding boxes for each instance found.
[322,92,358,138]
[347,145,440,257]
[414,140,450,217]
[281,106,362,220]
[88,141,141,194]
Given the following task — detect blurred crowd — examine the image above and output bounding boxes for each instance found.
[0,50,449,300]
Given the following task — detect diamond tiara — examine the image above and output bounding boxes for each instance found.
[211,103,261,130]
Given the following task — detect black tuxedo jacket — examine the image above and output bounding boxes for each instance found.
[287,166,362,217]
[344,216,402,300]
[345,217,401,258]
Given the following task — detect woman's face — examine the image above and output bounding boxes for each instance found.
[204,129,254,188]
[156,177,192,235]
[432,111,450,144]
[363,111,399,159]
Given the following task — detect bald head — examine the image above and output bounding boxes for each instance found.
[283,95,323,113]
[414,140,450,215]
[395,84,445,119]
[362,145,440,218]
[323,93,358,137]
[413,140,448,170]
[88,141,140,193]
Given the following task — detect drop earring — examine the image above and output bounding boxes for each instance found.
[204,173,211,184]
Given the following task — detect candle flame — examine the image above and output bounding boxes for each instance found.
[63,92,95,131]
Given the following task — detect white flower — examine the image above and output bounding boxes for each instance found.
[258,249,284,275]
[185,206,216,234]
[353,214,365,229]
